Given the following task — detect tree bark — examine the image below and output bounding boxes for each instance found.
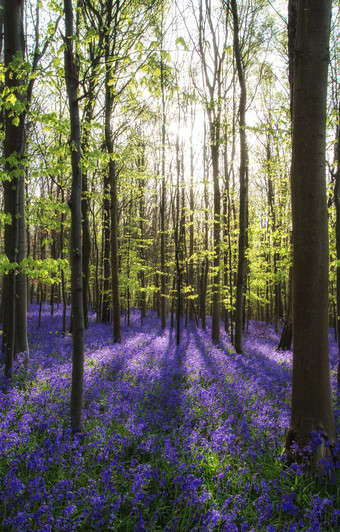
[285,0,335,461]
[160,54,167,329]
[231,0,248,355]
[334,106,340,387]
[188,107,195,322]
[2,0,25,378]
[138,144,147,323]
[104,22,121,343]
[210,118,221,344]
[110,160,121,343]
[64,0,85,432]
[81,141,91,331]
[277,0,298,351]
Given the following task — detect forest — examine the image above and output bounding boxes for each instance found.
[0,0,339,530]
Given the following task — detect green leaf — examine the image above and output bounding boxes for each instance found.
[176,37,188,51]
[6,93,17,106]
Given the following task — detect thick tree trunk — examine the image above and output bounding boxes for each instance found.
[2,0,25,378]
[64,0,85,432]
[285,0,335,461]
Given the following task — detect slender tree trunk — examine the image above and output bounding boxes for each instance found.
[109,159,121,343]
[102,173,111,323]
[232,0,248,354]
[189,107,195,322]
[15,172,28,353]
[60,188,67,335]
[104,77,121,342]
[201,122,209,330]
[174,134,184,346]
[285,0,335,461]
[92,201,100,323]
[278,0,297,351]
[334,112,340,387]
[277,262,292,350]
[210,117,221,344]
[81,42,98,330]
[82,169,91,330]
[160,57,167,329]
[50,231,56,317]
[64,0,85,432]
[138,144,147,323]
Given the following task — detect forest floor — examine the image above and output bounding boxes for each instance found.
[0,305,339,531]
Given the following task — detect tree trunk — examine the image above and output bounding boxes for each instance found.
[210,118,221,344]
[334,108,340,387]
[15,173,28,353]
[64,0,85,433]
[81,41,98,330]
[102,174,111,323]
[2,0,25,378]
[285,0,335,462]
[277,263,293,350]
[160,56,167,329]
[188,107,195,322]
[81,167,91,330]
[278,0,297,351]
[232,0,248,355]
[110,158,121,343]
[104,29,121,343]
[138,144,147,323]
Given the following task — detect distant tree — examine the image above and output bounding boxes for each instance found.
[285,0,336,462]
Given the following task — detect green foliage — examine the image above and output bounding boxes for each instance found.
[0,255,69,285]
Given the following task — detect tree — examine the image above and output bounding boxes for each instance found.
[285,0,336,462]
[197,0,229,343]
[64,0,85,432]
[2,0,61,377]
[2,0,25,378]
[277,0,297,351]
[229,0,248,354]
